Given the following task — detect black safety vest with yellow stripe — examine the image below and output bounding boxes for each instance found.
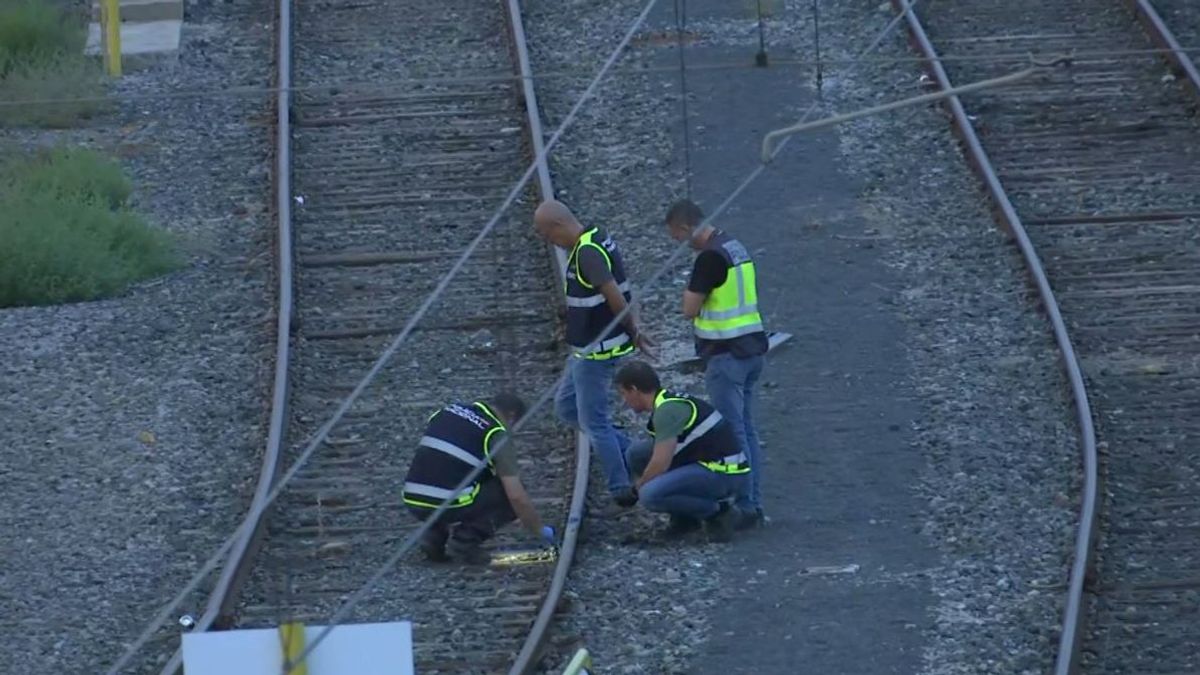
[402,401,506,509]
[647,390,750,474]
[565,226,634,360]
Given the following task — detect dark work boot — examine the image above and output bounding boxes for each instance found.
[612,486,639,508]
[418,526,450,563]
[704,503,735,543]
[446,536,490,565]
[663,515,702,539]
[734,507,766,531]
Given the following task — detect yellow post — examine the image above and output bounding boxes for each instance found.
[279,623,309,675]
[562,648,592,675]
[100,0,122,77]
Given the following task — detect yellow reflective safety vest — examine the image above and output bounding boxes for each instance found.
[693,232,765,342]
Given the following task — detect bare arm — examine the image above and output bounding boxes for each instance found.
[636,437,677,490]
[500,475,544,536]
[682,290,706,319]
[598,279,640,338]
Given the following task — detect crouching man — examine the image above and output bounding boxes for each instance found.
[402,393,555,564]
[614,361,750,542]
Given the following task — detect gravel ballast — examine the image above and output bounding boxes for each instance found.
[522,1,1079,672]
[0,1,274,671]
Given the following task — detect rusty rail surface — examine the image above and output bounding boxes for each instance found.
[500,0,592,672]
[887,2,1100,673]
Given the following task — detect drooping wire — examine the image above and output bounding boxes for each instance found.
[674,0,693,199]
[283,2,926,672]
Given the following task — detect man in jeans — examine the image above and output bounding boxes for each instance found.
[615,360,748,541]
[533,199,655,507]
[664,199,769,529]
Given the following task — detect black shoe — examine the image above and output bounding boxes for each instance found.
[663,515,702,538]
[704,503,735,543]
[446,537,490,565]
[613,486,639,508]
[419,528,449,563]
[734,507,766,531]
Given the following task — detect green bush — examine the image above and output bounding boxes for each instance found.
[11,145,133,208]
[0,0,106,128]
[0,0,85,74]
[0,147,179,308]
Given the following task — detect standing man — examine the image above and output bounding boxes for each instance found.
[533,199,655,508]
[403,392,555,564]
[615,360,748,542]
[664,199,768,529]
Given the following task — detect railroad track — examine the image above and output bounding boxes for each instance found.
[892,0,1200,672]
[161,0,588,673]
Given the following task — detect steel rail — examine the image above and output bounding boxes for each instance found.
[499,1,591,670]
[887,2,1100,674]
[151,0,295,672]
[1128,0,1200,102]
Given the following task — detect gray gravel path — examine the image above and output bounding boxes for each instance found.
[523,1,1079,673]
[0,0,273,671]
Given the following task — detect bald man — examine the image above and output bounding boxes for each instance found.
[533,200,655,507]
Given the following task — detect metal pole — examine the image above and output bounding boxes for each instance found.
[755,0,768,66]
[101,0,122,77]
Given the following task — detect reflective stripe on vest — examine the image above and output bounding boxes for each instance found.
[402,402,504,509]
[700,451,751,474]
[417,435,487,468]
[402,481,481,508]
[564,280,632,308]
[694,238,764,341]
[675,408,723,456]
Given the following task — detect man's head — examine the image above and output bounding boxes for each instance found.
[664,199,708,249]
[489,391,528,427]
[533,199,585,248]
[614,360,661,413]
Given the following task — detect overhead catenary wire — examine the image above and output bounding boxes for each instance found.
[675,0,693,199]
[2,47,1198,109]
[282,1,928,672]
[102,0,663,671]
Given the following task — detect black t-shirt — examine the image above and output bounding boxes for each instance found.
[687,250,728,294]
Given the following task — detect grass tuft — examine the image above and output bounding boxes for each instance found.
[0,0,107,127]
[0,146,180,308]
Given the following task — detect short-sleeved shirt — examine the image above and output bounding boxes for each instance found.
[489,430,518,478]
[576,244,614,288]
[686,250,729,295]
[651,399,694,441]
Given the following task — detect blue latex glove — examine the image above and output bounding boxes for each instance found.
[541,525,556,546]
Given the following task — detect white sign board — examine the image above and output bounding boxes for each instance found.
[182,621,413,675]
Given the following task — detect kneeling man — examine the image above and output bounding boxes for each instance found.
[614,361,750,541]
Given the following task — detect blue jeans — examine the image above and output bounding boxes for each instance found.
[705,353,764,511]
[555,355,631,494]
[625,440,747,520]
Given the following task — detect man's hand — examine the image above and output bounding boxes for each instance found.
[634,331,657,360]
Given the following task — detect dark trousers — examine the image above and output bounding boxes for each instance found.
[407,478,516,544]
